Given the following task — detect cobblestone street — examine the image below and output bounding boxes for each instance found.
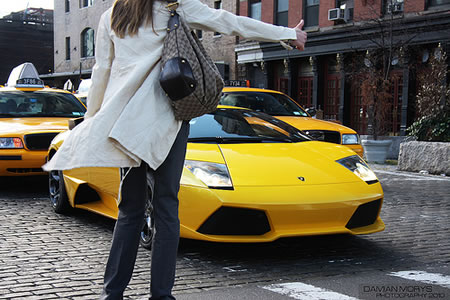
[0,166,449,299]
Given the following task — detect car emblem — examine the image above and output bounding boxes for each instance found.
[298,176,305,181]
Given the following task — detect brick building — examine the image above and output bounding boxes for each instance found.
[0,8,53,85]
[236,0,450,136]
[47,0,238,89]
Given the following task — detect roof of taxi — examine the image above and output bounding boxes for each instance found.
[0,85,74,94]
[222,87,284,94]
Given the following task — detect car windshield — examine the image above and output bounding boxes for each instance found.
[220,91,309,117]
[0,91,86,118]
[188,108,310,143]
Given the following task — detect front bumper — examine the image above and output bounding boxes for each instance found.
[179,181,384,242]
[0,149,47,176]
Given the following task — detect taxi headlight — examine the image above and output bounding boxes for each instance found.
[0,137,23,149]
[184,160,232,189]
[342,134,360,145]
[336,155,378,183]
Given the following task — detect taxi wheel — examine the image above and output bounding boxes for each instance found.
[49,170,70,213]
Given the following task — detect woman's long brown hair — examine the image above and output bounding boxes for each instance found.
[111,0,155,38]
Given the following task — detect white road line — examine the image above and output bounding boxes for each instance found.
[374,170,450,181]
[390,271,450,288]
[262,282,359,300]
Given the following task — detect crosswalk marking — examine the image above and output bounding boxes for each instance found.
[262,282,359,300]
[390,270,450,288]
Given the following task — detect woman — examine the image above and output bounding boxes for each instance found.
[44,0,306,298]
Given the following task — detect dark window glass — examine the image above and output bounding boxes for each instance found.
[214,0,222,36]
[276,0,289,27]
[250,0,261,20]
[65,37,71,60]
[428,0,450,6]
[220,92,309,117]
[188,108,308,143]
[305,0,319,27]
[65,0,70,12]
[0,91,86,118]
[81,28,95,58]
[80,0,93,8]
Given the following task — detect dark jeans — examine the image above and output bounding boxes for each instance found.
[100,121,190,300]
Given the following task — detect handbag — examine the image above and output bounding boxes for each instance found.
[159,0,224,121]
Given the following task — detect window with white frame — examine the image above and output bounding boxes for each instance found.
[80,0,93,8]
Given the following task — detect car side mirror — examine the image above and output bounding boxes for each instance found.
[305,107,316,117]
[68,117,84,130]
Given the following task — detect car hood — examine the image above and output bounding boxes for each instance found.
[276,116,355,134]
[0,118,69,135]
[218,141,361,187]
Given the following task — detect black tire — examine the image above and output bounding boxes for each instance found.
[49,170,71,213]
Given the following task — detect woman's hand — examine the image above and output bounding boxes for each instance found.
[291,20,307,51]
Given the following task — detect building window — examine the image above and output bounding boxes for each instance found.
[428,0,450,6]
[65,0,70,12]
[81,28,95,58]
[276,0,289,27]
[65,37,71,60]
[305,0,319,27]
[249,0,261,21]
[80,0,93,8]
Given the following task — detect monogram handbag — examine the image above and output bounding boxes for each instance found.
[159,0,224,121]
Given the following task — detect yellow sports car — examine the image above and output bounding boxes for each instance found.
[48,106,384,248]
[0,63,86,176]
[221,87,364,157]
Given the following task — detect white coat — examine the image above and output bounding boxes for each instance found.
[43,0,297,172]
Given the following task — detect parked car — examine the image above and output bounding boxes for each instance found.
[74,78,92,105]
[0,63,86,176]
[220,87,364,157]
[48,106,384,248]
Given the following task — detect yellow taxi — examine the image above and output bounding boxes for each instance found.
[48,106,384,248]
[0,63,86,176]
[220,87,364,157]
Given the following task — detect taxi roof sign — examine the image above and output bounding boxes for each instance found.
[6,63,44,88]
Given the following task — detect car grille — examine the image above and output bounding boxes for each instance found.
[303,130,341,144]
[197,207,271,235]
[345,199,382,229]
[24,133,59,151]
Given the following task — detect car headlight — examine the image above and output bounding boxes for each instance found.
[342,134,360,145]
[0,137,23,149]
[336,155,378,183]
[184,160,233,189]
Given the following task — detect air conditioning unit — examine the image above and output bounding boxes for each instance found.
[387,0,404,13]
[328,8,344,21]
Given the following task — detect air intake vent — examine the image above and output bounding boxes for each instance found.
[304,130,341,144]
[198,207,270,235]
[346,199,382,229]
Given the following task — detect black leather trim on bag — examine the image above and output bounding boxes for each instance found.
[160,57,197,101]
[159,1,224,121]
